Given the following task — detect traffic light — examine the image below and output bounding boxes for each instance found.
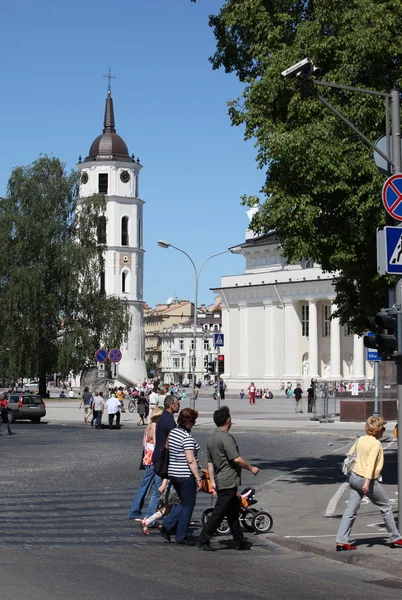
[217,354,225,374]
[208,361,215,374]
[363,308,402,360]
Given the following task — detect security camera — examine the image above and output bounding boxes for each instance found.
[123,255,128,263]
[281,57,320,82]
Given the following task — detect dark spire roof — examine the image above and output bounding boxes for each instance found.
[84,91,135,163]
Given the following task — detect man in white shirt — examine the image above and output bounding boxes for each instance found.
[92,391,105,429]
[105,394,121,429]
[148,387,159,421]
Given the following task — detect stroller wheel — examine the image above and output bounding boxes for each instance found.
[251,511,273,534]
[201,508,230,535]
[243,508,258,531]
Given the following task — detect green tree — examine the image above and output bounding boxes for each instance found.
[0,156,131,395]
[209,0,402,329]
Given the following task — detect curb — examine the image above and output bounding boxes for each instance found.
[270,536,402,578]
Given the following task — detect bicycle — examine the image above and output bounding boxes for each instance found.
[128,398,137,413]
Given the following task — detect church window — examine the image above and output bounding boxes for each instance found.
[121,216,129,246]
[323,305,331,337]
[97,216,106,244]
[98,173,108,194]
[122,270,128,293]
[179,340,184,350]
[301,304,309,337]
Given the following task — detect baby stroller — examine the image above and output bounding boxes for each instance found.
[201,486,273,535]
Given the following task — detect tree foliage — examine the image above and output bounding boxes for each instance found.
[0,156,131,394]
[209,0,402,329]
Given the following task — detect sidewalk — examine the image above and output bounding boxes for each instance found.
[256,442,402,577]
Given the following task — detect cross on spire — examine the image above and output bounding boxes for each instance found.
[104,67,116,94]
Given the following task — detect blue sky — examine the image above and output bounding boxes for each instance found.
[1,0,264,307]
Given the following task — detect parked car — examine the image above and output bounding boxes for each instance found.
[24,381,39,392]
[7,392,46,423]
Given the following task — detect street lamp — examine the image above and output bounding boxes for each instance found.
[157,240,235,409]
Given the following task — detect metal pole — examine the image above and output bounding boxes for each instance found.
[215,344,221,409]
[390,88,402,528]
[373,360,379,416]
[191,275,198,411]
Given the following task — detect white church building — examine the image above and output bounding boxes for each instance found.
[77,87,147,385]
[213,211,372,390]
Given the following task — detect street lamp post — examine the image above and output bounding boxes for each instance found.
[158,240,229,410]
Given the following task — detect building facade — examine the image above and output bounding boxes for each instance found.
[213,230,372,391]
[144,300,194,370]
[78,88,146,385]
[160,312,222,385]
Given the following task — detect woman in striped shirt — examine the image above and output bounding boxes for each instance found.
[158,408,201,545]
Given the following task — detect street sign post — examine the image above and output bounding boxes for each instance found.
[97,363,105,378]
[213,333,224,347]
[111,363,119,379]
[382,174,402,221]
[108,348,122,363]
[95,348,108,363]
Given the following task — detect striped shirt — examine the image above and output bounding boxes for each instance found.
[168,427,200,478]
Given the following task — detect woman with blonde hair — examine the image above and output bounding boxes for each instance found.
[127,406,165,524]
[336,415,402,551]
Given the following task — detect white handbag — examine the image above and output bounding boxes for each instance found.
[342,437,360,476]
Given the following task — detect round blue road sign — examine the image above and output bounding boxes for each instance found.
[108,348,122,363]
[382,174,402,221]
[95,348,108,363]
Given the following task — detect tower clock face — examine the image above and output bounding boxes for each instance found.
[81,172,89,184]
[120,170,130,183]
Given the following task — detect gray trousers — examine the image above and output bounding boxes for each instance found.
[336,472,400,544]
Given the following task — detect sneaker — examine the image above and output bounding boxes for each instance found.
[158,524,172,543]
[197,541,215,552]
[176,539,196,546]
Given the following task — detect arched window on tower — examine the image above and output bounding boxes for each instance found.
[97,216,106,244]
[121,216,129,246]
[122,269,130,294]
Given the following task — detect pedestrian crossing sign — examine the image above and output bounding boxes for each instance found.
[213,333,224,347]
[385,226,402,274]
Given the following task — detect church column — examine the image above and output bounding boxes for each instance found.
[238,303,248,377]
[330,304,341,377]
[284,301,300,377]
[353,335,365,378]
[221,306,231,378]
[308,299,319,377]
[263,301,274,376]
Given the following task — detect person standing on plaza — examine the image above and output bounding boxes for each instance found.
[197,405,259,551]
[336,416,402,551]
[219,378,226,400]
[148,386,159,421]
[127,407,164,524]
[105,393,121,429]
[0,392,15,435]
[92,391,105,429]
[137,392,147,426]
[117,386,126,413]
[307,379,316,413]
[248,382,256,405]
[293,383,303,413]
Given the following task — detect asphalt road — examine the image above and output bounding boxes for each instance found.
[1,423,401,599]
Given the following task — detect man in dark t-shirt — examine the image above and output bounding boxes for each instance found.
[152,395,180,465]
[197,406,259,551]
[293,383,303,413]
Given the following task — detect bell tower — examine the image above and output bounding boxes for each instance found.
[78,84,147,385]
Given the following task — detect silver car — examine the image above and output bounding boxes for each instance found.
[7,392,46,424]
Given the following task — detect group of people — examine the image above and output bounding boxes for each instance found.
[239,385,273,403]
[127,395,259,550]
[78,387,126,429]
[281,380,316,413]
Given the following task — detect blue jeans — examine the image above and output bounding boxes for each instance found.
[163,476,197,542]
[128,465,162,520]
